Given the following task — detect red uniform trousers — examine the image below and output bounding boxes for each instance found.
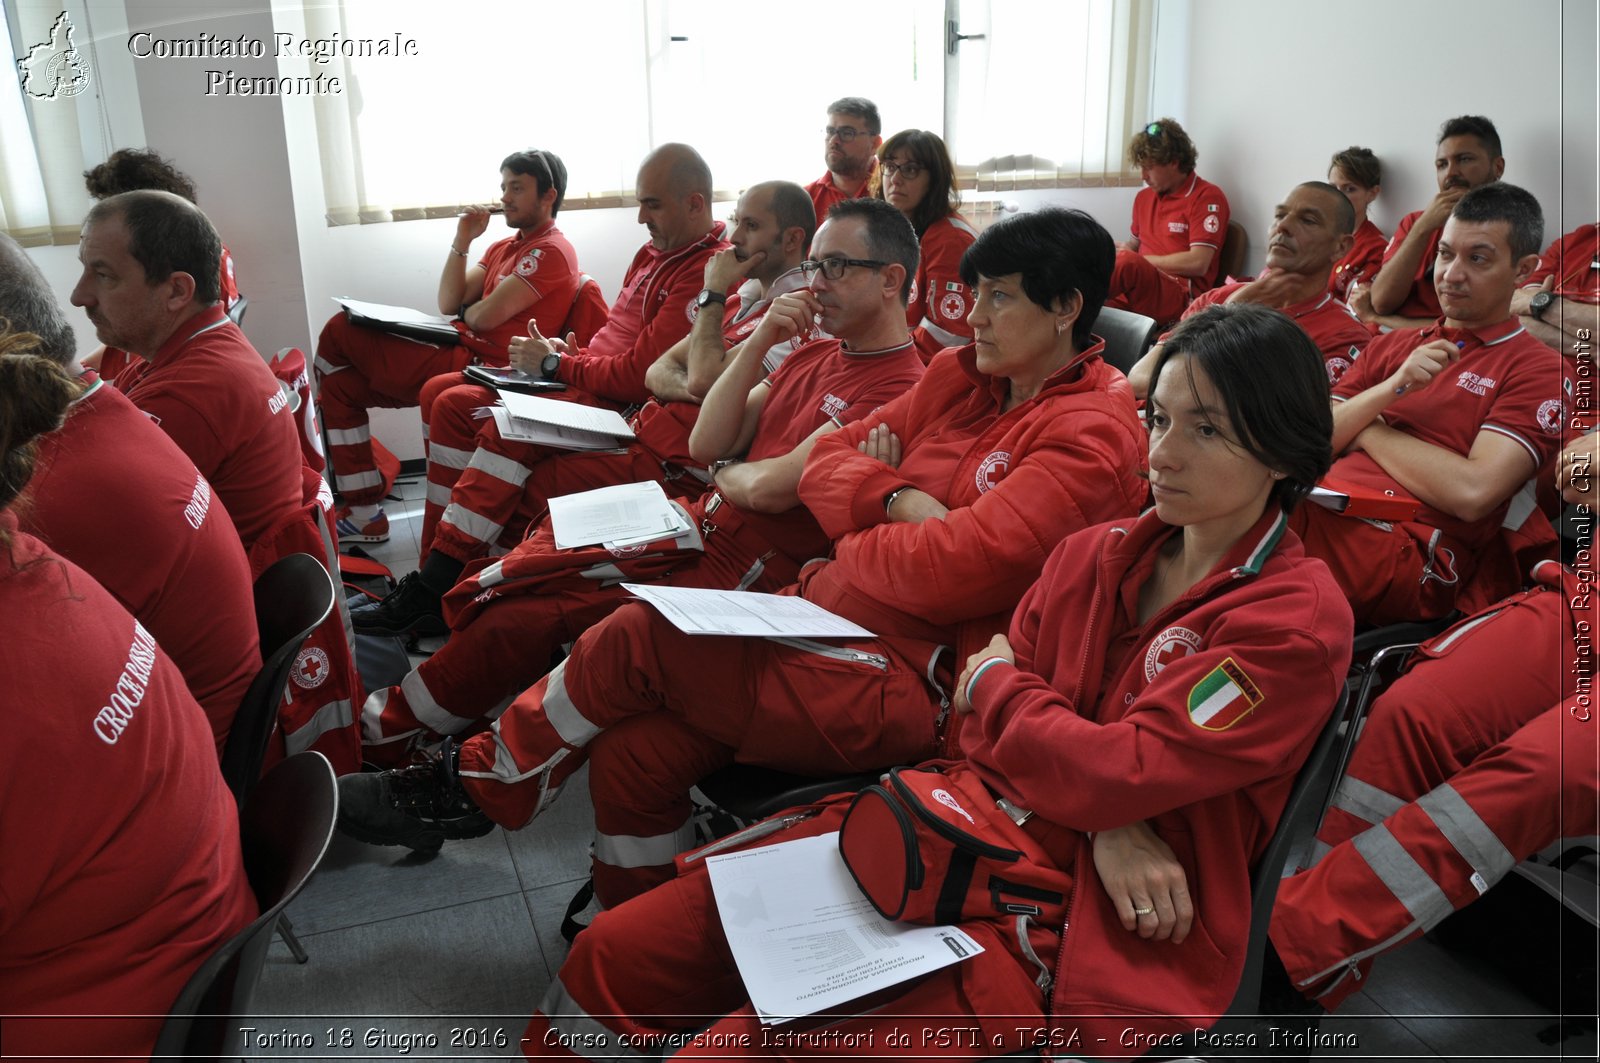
[314,314,476,506]
[1270,586,1582,1007]
[421,382,702,564]
[524,769,1070,1061]
[455,601,946,906]
[1287,505,1466,626]
[358,500,797,775]
[1105,249,1192,326]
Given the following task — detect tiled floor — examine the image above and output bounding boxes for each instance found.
[250,478,1598,1060]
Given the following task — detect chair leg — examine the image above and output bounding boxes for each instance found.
[277,913,310,964]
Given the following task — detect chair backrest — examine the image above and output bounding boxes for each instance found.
[562,273,610,347]
[153,751,338,1060]
[227,295,249,326]
[219,553,337,806]
[1215,221,1248,287]
[1093,305,1162,375]
[1220,681,1352,1019]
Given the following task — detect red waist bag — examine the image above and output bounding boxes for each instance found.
[838,766,1065,926]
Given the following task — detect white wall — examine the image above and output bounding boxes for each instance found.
[1184,0,1598,274]
[25,0,1597,462]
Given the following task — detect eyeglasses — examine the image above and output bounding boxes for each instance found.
[880,161,925,180]
[824,126,872,142]
[801,256,888,280]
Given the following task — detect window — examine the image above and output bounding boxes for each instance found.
[305,0,1154,225]
[2,0,1157,239]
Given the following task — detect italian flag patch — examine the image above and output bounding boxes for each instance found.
[1187,657,1263,731]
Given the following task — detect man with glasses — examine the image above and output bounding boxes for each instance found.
[337,200,930,887]
[1105,117,1231,325]
[314,148,582,543]
[805,96,883,223]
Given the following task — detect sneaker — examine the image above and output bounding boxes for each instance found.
[336,506,390,544]
[337,742,493,852]
[350,571,448,637]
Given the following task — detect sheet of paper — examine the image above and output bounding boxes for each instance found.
[334,296,454,326]
[487,407,623,452]
[619,584,875,639]
[706,832,984,1024]
[498,391,635,439]
[547,481,690,550]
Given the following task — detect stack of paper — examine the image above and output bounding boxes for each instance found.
[493,392,635,451]
[547,481,692,550]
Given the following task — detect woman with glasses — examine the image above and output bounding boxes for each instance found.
[0,335,257,1060]
[873,129,980,363]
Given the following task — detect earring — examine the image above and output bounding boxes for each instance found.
[1056,321,1068,334]
[1270,470,1286,480]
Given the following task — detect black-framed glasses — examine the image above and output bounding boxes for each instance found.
[880,161,925,180]
[824,126,871,142]
[801,256,888,280]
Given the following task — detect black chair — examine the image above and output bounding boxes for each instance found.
[219,553,337,807]
[226,294,249,325]
[1094,305,1162,376]
[153,750,337,1061]
[694,763,883,829]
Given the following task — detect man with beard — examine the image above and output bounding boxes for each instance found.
[805,97,882,222]
[1355,116,1505,333]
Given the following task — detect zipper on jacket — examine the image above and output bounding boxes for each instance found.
[681,809,819,863]
[768,636,889,670]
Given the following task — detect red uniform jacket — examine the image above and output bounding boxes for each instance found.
[555,225,729,404]
[965,507,1354,1043]
[0,522,256,1060]
[796,342,1148,688]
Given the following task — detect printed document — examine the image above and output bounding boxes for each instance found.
[706,832,984,1024]
[620,584,875,638]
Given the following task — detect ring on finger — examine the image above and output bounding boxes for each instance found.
[1133,905,1155,916]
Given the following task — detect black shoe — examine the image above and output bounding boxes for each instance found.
[337,742,493,852]
[351,571,448,638]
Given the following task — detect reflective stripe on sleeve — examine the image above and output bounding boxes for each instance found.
[1351,824,1454,926]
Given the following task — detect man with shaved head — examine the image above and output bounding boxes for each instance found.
[70,190,303,554]
[350,145,732,639]
[1128,181,1372,396]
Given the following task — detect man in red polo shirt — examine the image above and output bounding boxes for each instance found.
[315,149,581,543]
[70,190,303,556]
[804,97,882,223]
[1128,180,1371,395]
[1513,220,1599,354]
[1355,116,1505,334]
[1105,117,1231,324]
[1291,183,1569,625]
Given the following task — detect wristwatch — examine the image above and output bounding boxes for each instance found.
[696,288,728,310]
[540,351,562,381]
[1529,290,1555,320]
